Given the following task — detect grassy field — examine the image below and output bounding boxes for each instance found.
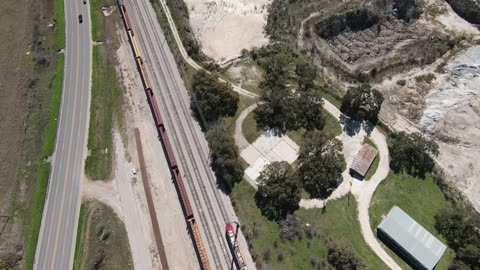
[231,180,386,269]
[362,136,379,181]
[369,172,456,269]
[89,0,114,41]
[84,1,122,180]
[73,202,133,270]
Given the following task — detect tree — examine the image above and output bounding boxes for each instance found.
[191,70,239,126]
[389,132,439,177]
[327,240,366,270]
[340,84,384,122]
[456,245,480,269]
[295,90,325,131]
[435,207,480,251]
[295,63,317,91]
[298,132,345,199]
[255,53,297,133]
[255,161,301,220]
[206,122,244,191]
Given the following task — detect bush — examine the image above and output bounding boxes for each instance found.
[327,240,366,270]
[280,214,303,241]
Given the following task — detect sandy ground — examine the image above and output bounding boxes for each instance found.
[82,28,198,270]
[184,0,271,61]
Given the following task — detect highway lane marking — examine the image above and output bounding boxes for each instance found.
[49,0,82,267]
[36,0,79,268]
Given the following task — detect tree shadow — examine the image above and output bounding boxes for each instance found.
[339,114,375,136]
[339,114,361,136]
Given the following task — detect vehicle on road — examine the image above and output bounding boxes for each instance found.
[226,224,247,270]
[83,0,86,4]
[78,14,83,23]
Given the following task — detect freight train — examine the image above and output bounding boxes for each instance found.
[226,223,248,270]
[116,0,210,269]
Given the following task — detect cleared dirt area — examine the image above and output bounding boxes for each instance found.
[81,24,198,269]
[183,0,271,61]
[0,0,62,267]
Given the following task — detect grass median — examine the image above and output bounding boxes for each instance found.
[55,0,65,48]
[84,0,122,180]
[84,44,122,180]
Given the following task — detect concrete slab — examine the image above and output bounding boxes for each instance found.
[241,132,299,182]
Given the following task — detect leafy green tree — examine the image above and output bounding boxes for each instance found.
[206,122,243,191]
[340,84,384,122]
[191,70,239,126]
[389,132,439,177]
[456,244,480,269]
[255,161,301,220]
[255,53,297,133]
[295,89,325,131]
[449,260,471,270]
[434,207,480,251]
[298,132,345,199]
[327,240,366,270]
[295,63,317,91]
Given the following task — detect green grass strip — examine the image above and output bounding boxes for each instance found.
[23,162,51,270]
[42,55,64,157]
[55,0,65,48]
[73,204,88,270]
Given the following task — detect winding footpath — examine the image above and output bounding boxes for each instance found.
[152,0,401,269]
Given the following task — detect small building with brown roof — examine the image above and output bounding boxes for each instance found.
[350,143,378,179]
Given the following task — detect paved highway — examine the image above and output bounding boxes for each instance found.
[34,0,92,269]
[124,0,254,269]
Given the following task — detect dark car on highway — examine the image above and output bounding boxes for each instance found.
[78,14,83,23]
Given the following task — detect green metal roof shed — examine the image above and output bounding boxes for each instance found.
[377,206,447,270]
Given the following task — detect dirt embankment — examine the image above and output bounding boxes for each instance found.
[0,0,60,267]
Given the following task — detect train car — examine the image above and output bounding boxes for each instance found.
[173,170,194,219]
[226,224,247,270]
[131,36,142,60]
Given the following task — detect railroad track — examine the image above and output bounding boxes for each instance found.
[119,0,238,269]
[128,2,231,267]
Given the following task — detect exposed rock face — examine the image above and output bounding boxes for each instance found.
[446,0,480,24]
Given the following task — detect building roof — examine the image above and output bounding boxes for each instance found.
[377,206,447,270]
[350,143,378,177]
